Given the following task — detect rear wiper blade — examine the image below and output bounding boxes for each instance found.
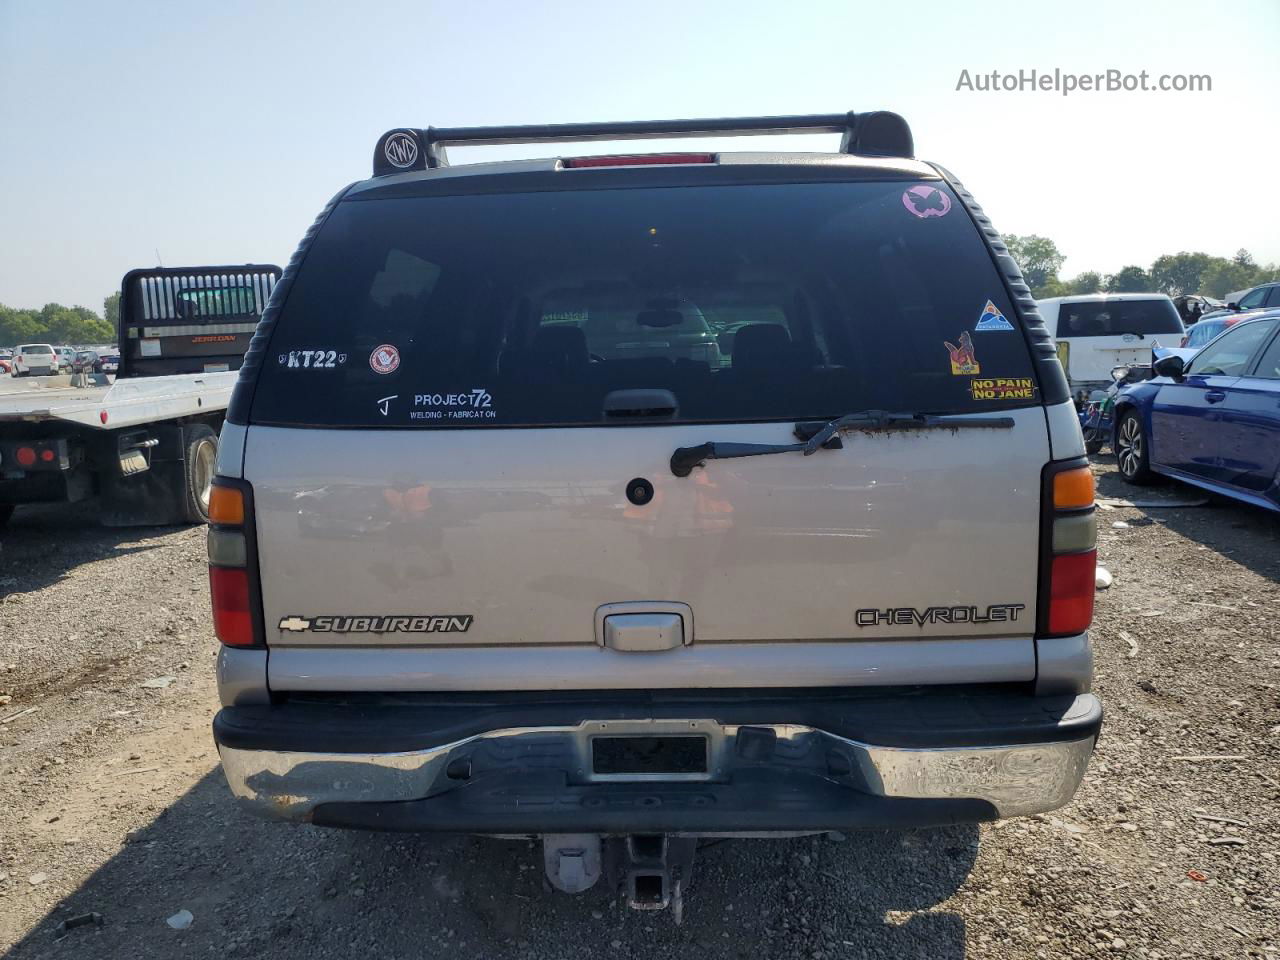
[669,438,836,478]
[800,409,1016,454]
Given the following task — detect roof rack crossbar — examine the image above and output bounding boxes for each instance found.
[372,111,913,175]
[430,114,854,147]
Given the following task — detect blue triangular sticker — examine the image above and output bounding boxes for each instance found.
[974,300,1014,331]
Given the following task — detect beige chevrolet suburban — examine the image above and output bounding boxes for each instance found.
[207,112,1101,912]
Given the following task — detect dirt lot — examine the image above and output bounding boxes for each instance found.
[1,460,1277,959]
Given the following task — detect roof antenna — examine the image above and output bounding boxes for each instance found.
[155,248,163,266]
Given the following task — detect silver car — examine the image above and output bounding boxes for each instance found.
[207,113,1101,911]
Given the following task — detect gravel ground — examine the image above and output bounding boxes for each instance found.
[1,461,1277,959]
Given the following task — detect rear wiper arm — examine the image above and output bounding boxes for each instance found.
[670,410,1016,478]
[800,409,1016,454]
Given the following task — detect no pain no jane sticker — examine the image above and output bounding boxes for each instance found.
[971,377,1035,401]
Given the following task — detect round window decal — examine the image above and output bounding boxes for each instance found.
[383,132,419,169]
[369,344,401,375]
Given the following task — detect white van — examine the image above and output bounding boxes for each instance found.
[1038,294,1185,403]
[12,343,58,377]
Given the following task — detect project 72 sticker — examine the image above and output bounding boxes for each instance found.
[409,388,496,421]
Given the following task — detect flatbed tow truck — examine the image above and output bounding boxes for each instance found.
[0,265,280,528]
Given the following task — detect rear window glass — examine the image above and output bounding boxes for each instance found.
[1057,299,1183,338]
[1186,320,1227,349]
[1187,318,1277,377]
[251,181,1040,428]
[175,286,260,318]
[21,345,53,355]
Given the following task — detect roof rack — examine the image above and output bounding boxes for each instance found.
[372,111,913,176]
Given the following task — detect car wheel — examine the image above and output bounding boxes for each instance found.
[1082,428,1106,455]
[1115,410,1153,484]
[181,424,219,524]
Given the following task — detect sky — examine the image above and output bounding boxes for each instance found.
[1,0,1277,311]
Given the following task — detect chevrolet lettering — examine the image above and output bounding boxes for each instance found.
[854,603,1026,628]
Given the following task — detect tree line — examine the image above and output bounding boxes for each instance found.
[0,293,120,347]
[4,242,1277,346]
[1004,238,1280,301]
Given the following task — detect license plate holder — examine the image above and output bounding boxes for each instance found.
[591,735,708,779]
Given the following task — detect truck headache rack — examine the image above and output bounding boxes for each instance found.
[372,111,914,175]
[119,264,281,379]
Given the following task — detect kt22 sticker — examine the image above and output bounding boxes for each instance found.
[970,378,1035,401]
[278,349,346,369]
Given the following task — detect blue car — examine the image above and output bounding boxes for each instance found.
[1113,314,1280,512]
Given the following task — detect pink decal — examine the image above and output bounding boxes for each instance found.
[902,185,952,219]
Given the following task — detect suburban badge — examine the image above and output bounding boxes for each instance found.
[277,615,473,634]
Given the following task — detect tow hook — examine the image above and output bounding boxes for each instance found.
[541,833,698,922]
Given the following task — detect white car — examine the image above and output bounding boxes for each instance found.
[1038,294,1185,403]
[12,343,58,377]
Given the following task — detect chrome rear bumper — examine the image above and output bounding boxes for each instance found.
[216,698,1099,830]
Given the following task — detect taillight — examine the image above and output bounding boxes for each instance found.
[1047,551,1097,634]
[12,442,65,469]
[207,478,262,648]
[1040,461,1096,637]
[209,566,254,647]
